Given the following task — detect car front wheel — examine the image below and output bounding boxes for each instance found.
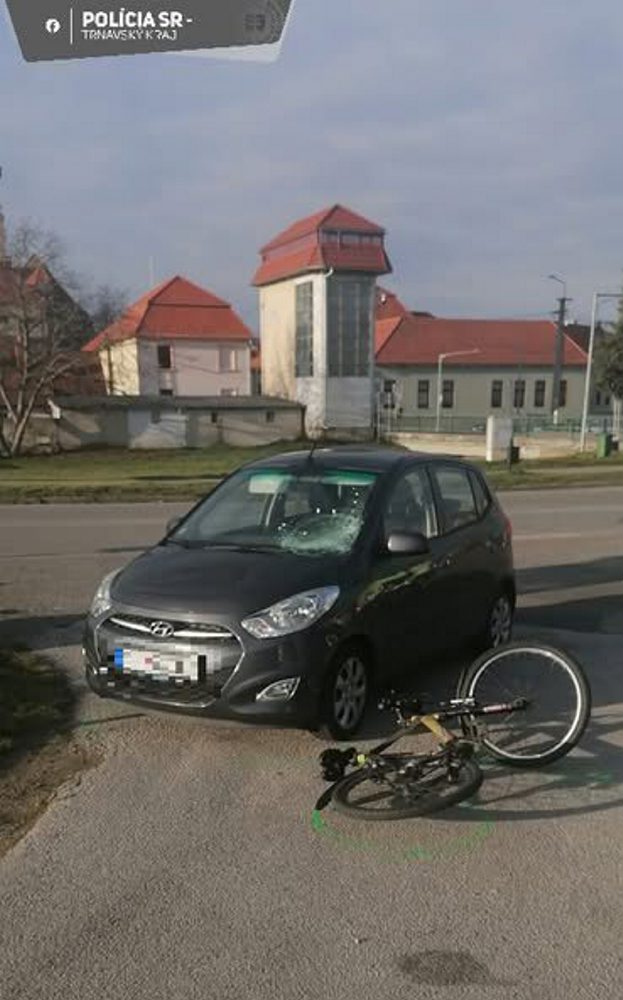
[319,645,370,740]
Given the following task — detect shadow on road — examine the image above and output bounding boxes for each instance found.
[0,613,84,651]
[518,596,623,635]
[517,555,623,595]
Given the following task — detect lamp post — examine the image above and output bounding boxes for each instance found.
[579,291,621,451]
[435,348,481,432]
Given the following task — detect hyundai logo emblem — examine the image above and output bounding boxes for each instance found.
[150,621,174,638]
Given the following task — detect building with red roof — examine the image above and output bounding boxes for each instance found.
[373,292,597,426]
[83,275,254,397]
[254,204,391,435]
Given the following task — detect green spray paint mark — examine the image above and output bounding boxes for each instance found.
[310,807,496,864]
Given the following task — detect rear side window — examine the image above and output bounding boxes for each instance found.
[430,464,478,533]
[468,470,492,517]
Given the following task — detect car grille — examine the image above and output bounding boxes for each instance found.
[105,613,234,640]
[96,614,242,700]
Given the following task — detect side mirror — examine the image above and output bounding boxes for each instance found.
[386,531,430,556]
[166,515,182,534]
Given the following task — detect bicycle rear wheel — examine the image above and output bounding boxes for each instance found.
[457,642,591,767]
[332,756,483,820]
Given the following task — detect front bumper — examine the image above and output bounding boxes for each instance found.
[83,605,334,727]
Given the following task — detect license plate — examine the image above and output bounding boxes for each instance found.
[114,648,199,682]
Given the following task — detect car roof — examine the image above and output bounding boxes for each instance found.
[244,445,474,474]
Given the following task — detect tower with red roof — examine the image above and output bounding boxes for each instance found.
[253,204,391,436]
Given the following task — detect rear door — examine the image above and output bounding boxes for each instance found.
[427,462,493,645]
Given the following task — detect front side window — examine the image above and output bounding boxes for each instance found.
[383,467,437,539]
[169,467,379,556]
[514,379,526,409]
[295,282,314,377]
[491,380,503,408]
[327,277,371,377]
[431,464,478,533]
[558,380,567,408]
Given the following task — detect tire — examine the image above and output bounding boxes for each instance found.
[457,641,591,767]
[318,644,371,740]
[332,756,483,820]
[475,589,514,652]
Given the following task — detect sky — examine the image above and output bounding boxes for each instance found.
[1,0,623,330]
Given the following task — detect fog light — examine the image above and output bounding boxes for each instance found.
[256,677,300,702]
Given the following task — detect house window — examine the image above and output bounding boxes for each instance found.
[513,379,526,409]
[157,345,172,370]
[534,380,546,408]
[340,232,361,246]
[211,412,218,424]
[491,380,503,408]
[265,410,275,424]
[220,388,238,397]
[417,379,430,409]
[327,277,371,377]
[159,388,173,397]
[442,380,454,409]
[295,281,314,377]
[219,347,239,373]
[558,380,567,408]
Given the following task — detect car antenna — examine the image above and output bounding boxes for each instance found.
[305,437,318,464]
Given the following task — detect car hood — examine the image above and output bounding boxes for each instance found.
[111,543,352,618]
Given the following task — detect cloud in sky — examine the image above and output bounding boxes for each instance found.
[1,0,623,328]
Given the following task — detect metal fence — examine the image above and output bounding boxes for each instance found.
[388,413,616,437]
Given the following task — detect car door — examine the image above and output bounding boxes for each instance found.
[361,464,442,675]
[427,461,491,646]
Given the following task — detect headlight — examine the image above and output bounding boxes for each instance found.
[241,586,340,639]
[89,570,120,618]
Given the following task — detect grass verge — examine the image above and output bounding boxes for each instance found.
[2,442,623,502]
[0,648,98,858]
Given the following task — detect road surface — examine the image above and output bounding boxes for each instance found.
[0,488,622,1000]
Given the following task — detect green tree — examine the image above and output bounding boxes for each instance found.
[593,301,623,398]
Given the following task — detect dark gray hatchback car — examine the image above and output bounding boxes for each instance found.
[84,446,515,738]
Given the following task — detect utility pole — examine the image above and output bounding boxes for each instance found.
[547,274,570,419]
[551,295,569,418]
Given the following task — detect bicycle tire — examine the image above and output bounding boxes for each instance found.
[332,757,483,820]
[457,641,591,768]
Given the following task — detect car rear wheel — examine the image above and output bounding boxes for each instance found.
[318,645,370,740]
[481,591,514,651]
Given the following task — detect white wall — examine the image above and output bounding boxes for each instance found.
[137,340,251,396]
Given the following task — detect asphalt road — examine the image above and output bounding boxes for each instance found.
[1,488,622,1000]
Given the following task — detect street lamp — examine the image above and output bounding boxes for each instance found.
[436,348,481,432]
[579,291,621,451]
[547,273,567,300]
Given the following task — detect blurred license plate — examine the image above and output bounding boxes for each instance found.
[114,648,198,682]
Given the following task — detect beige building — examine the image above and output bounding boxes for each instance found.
[84,276,253,398]
[253,204,391,436]
[374,291,606,431]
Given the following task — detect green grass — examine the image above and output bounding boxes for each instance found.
[1,441,623,502]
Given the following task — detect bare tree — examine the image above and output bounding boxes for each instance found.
[85,283,129,333]
[0,221,94,456]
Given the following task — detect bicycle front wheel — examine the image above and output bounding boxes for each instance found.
[458,642,591,767]
[332,756,483,820]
